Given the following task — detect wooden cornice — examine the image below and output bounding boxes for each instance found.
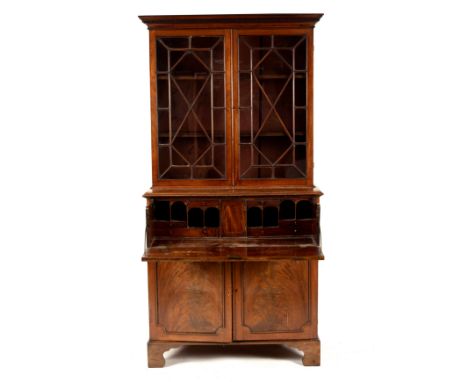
[139,13,323,30]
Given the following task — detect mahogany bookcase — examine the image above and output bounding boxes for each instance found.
[139,14,324,367]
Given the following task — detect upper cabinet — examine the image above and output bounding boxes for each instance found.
[141,14,322,189]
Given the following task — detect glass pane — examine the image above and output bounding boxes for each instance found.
[156,78,168,108]
[238,34,308,179]
[156,40,168,72]
[295,108,306,142]
[295,77,306,106]
[213,40,224,72]
[192,36,220,48]
[295,144,307,175]
[213,110,225,143]
[162,37,188,49]
[213,145,225,174]
[295,38,307,70]
[213,74,225,107]
[157,110,169,144]
[156,36,226,180]
[239,109,251,142]
[159,146,170,175]
[239,73,251,108]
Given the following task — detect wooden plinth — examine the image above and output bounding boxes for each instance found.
[147,339,321,367]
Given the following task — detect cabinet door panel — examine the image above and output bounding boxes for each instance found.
[233,29,313,186]
[148,262,232,342]
[150,29,232,186]
[233,260,317,341]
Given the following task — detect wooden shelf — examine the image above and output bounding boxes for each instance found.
[143,236,323,262]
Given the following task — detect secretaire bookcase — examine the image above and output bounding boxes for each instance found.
[139,14,324,367]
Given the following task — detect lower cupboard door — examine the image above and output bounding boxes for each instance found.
[233,260,318,341]
[148,262,232,342]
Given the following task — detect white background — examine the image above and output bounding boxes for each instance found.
[1,1,468,381]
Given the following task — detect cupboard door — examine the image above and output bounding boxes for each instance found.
[148,262,232,342]
[233,29,313,186]
[151,30,232,185]
[233,260,318,341]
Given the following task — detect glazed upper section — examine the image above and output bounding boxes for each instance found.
[141,14,322,190]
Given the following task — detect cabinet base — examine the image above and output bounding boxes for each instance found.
[147,339,320,367]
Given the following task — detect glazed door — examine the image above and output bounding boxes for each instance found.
[233,260,318,341]
[233,29,314,187]
[151,29,232,186]
[148,262,232,342]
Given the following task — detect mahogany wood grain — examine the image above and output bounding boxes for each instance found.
[141,13,324,367]
[221,200,246,236]
[143,237,323,262]
[149,262,232,342]
[143,187,323,198]
[139,14,323,30]
[288,339,320,366]
[147,339,320,367]
[147,341,175,368]
[310,259,319,338]
[234,260,316,341]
